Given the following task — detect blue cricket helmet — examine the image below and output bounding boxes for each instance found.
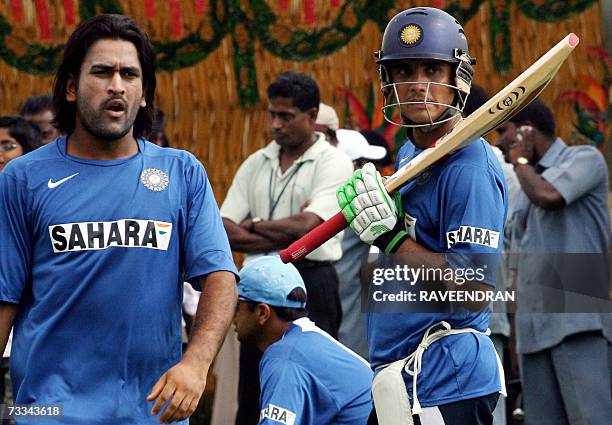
[376,7,470,64]
[375,7,475,128]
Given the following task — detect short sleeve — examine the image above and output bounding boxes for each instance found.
[259,360,310,425]
[220,155,258,224]
[0,172,31,303]
[440,165,507,285]
[541,147,608,206]
[303,150,353,221]
[182,157,238,288]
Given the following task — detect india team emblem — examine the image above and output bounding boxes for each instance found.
[399,24,423,47]
[140,168,169,191]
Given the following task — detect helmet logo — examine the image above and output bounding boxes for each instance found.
[399,24,423,47]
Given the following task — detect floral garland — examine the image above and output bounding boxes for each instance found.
[0,0,600,105]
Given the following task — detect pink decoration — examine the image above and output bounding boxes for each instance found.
[304,0,315,26]
[195,0,207,16]
[145,0,156,18]
[35,0,51,41]
[11,0,23,23]
[170,0,182,38]
[64,0,75,26]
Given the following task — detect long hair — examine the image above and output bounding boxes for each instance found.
[52,14,156,139]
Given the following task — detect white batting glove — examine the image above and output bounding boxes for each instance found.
[336,163,401,245]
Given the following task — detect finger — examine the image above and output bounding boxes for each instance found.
[354,177,367,195]
[187,397,200,418]
[147,373,167,401]
[190,396,202,416]
[350,217,365,234]
[336,188,348,208]
[172,395,195,422]
[160,392,183,424]
[151,383,176,416]
[351,193,372,214]
[362,162,377,177]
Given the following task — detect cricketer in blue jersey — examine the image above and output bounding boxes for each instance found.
[234,256,373,425]
[336,8,507,425]
[0,15,238,425]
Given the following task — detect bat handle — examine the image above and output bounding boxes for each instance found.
[279,212,349,263]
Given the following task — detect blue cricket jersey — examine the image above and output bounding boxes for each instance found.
[366,138,507,406]
[0,136,238,424]
[259,318,373,425]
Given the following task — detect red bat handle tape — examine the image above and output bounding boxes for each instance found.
[279,212,348,263]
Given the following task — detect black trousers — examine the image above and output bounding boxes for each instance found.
[366,393,500,425]
[235,260,341,425]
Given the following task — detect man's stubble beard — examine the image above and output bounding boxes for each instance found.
[76,96,140,141]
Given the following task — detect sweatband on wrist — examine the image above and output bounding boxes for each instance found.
[373,225,410,254]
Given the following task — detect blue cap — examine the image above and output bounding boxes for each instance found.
[238,256,307,308]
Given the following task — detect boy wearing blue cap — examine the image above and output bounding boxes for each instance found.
[234,256,373,425]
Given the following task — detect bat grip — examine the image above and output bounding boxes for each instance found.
[279,212,349,263]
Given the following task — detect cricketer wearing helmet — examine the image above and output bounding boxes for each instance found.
[336,8,508,425]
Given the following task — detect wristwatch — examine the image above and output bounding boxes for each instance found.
[515,156,529,166]
[250,217,263,232]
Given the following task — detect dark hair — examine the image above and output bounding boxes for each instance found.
[267,72,320,112]
[246,287,308,322]
[19,94,54,116]
[52,14,156,138]
[462,84,489,117]
[509,98,556,139]
[0,116,43,154]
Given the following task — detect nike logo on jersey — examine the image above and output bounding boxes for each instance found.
[260,404,296,425]
[49,219,172,253]
[47,173,79,189]
[446,226,500,249]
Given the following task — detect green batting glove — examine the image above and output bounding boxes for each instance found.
[336,163,406,252]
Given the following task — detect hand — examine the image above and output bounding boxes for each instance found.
[239,217,253,231]
[336,163,402,245]
[147,360,208,423]
[508,125,535,165]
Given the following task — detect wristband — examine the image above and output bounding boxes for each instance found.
[373,222,410,254]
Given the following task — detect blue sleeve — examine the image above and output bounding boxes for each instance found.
[440,164,507,285]
[541,146,608,206]
[0,172,30,303]
[259,360,310,425]
[182,155,238,289]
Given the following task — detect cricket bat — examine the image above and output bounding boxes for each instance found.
[280,33,579,263]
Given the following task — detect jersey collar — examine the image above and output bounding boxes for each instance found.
[537,138,566,169]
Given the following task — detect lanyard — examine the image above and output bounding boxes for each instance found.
[268,162,304,220]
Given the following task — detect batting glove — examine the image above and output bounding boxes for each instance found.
[337,163,409,253]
